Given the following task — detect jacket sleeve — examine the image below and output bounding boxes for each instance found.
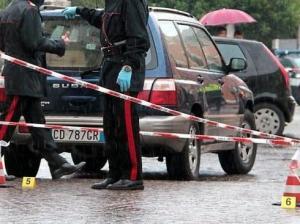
[76,7,103,29]
[20,7,65,57]
[122,0,150,70]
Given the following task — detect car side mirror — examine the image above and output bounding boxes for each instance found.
[228,58,247,72]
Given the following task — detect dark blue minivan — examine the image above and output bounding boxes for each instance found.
[2,7,256,180]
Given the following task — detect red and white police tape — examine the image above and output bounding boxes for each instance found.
[0,51,299,145]
[0,120,296,147]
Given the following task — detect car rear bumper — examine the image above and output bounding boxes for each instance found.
[12,115,189,153]
[139,116,189,152]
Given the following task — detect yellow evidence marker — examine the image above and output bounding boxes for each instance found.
[281,196,296,209]
[22,177,37,189]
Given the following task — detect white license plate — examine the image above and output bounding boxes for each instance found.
[52,129,105,143]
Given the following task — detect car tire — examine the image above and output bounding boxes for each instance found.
[166,120,201,180]
[218,109,257,174]
[4,144,41,177]
[71,145,107,172]
[254,103,285,135]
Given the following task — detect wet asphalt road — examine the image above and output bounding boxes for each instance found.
[1,108,300,223]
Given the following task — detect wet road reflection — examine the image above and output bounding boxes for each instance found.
[1,146,300,224]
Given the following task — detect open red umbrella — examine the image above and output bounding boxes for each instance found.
[199,8,256,26]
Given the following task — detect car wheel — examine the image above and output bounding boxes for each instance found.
[4,144,41,177]
[166,121,201,180]
[218,109,257,174]
[254,103,285,135]
[71,145,107,172]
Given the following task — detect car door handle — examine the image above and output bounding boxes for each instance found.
[197,75,204,84]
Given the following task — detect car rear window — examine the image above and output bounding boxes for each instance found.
[43,16,157,72]
[44,18,102,70]
[243,42,278,75]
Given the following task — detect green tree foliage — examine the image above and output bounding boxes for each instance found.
[0,0,10,9]
[149,0,300,48]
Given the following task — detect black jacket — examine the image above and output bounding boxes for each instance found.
[0,0,65,97]
[77,0,150,91]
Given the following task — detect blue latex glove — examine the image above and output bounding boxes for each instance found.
[116,68,132,92]
[62,7,77,19]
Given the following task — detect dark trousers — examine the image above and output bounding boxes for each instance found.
[0,95,66,169]
[103,93,142,181]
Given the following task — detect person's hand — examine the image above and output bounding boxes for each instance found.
[62,7,77,19]
[61,32,70,45]
[116,66,132,92]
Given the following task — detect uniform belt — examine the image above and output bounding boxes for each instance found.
[101,40,127,57]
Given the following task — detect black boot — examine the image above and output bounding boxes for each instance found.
[91,178,118,190]
[42,151,83,179]
[107,179,144,190]
[52,162,86,180]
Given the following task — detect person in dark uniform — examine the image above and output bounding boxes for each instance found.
[63,0,150,190]
[0,0,86,179]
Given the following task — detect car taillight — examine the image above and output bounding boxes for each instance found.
[137,79,153,101]
[264,45,290,87]
[150,79,177,106]
[0,76,6,102]
[137,90,150,101]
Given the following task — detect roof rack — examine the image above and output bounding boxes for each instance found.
[149,7,194,18]
[40,5,194,18]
